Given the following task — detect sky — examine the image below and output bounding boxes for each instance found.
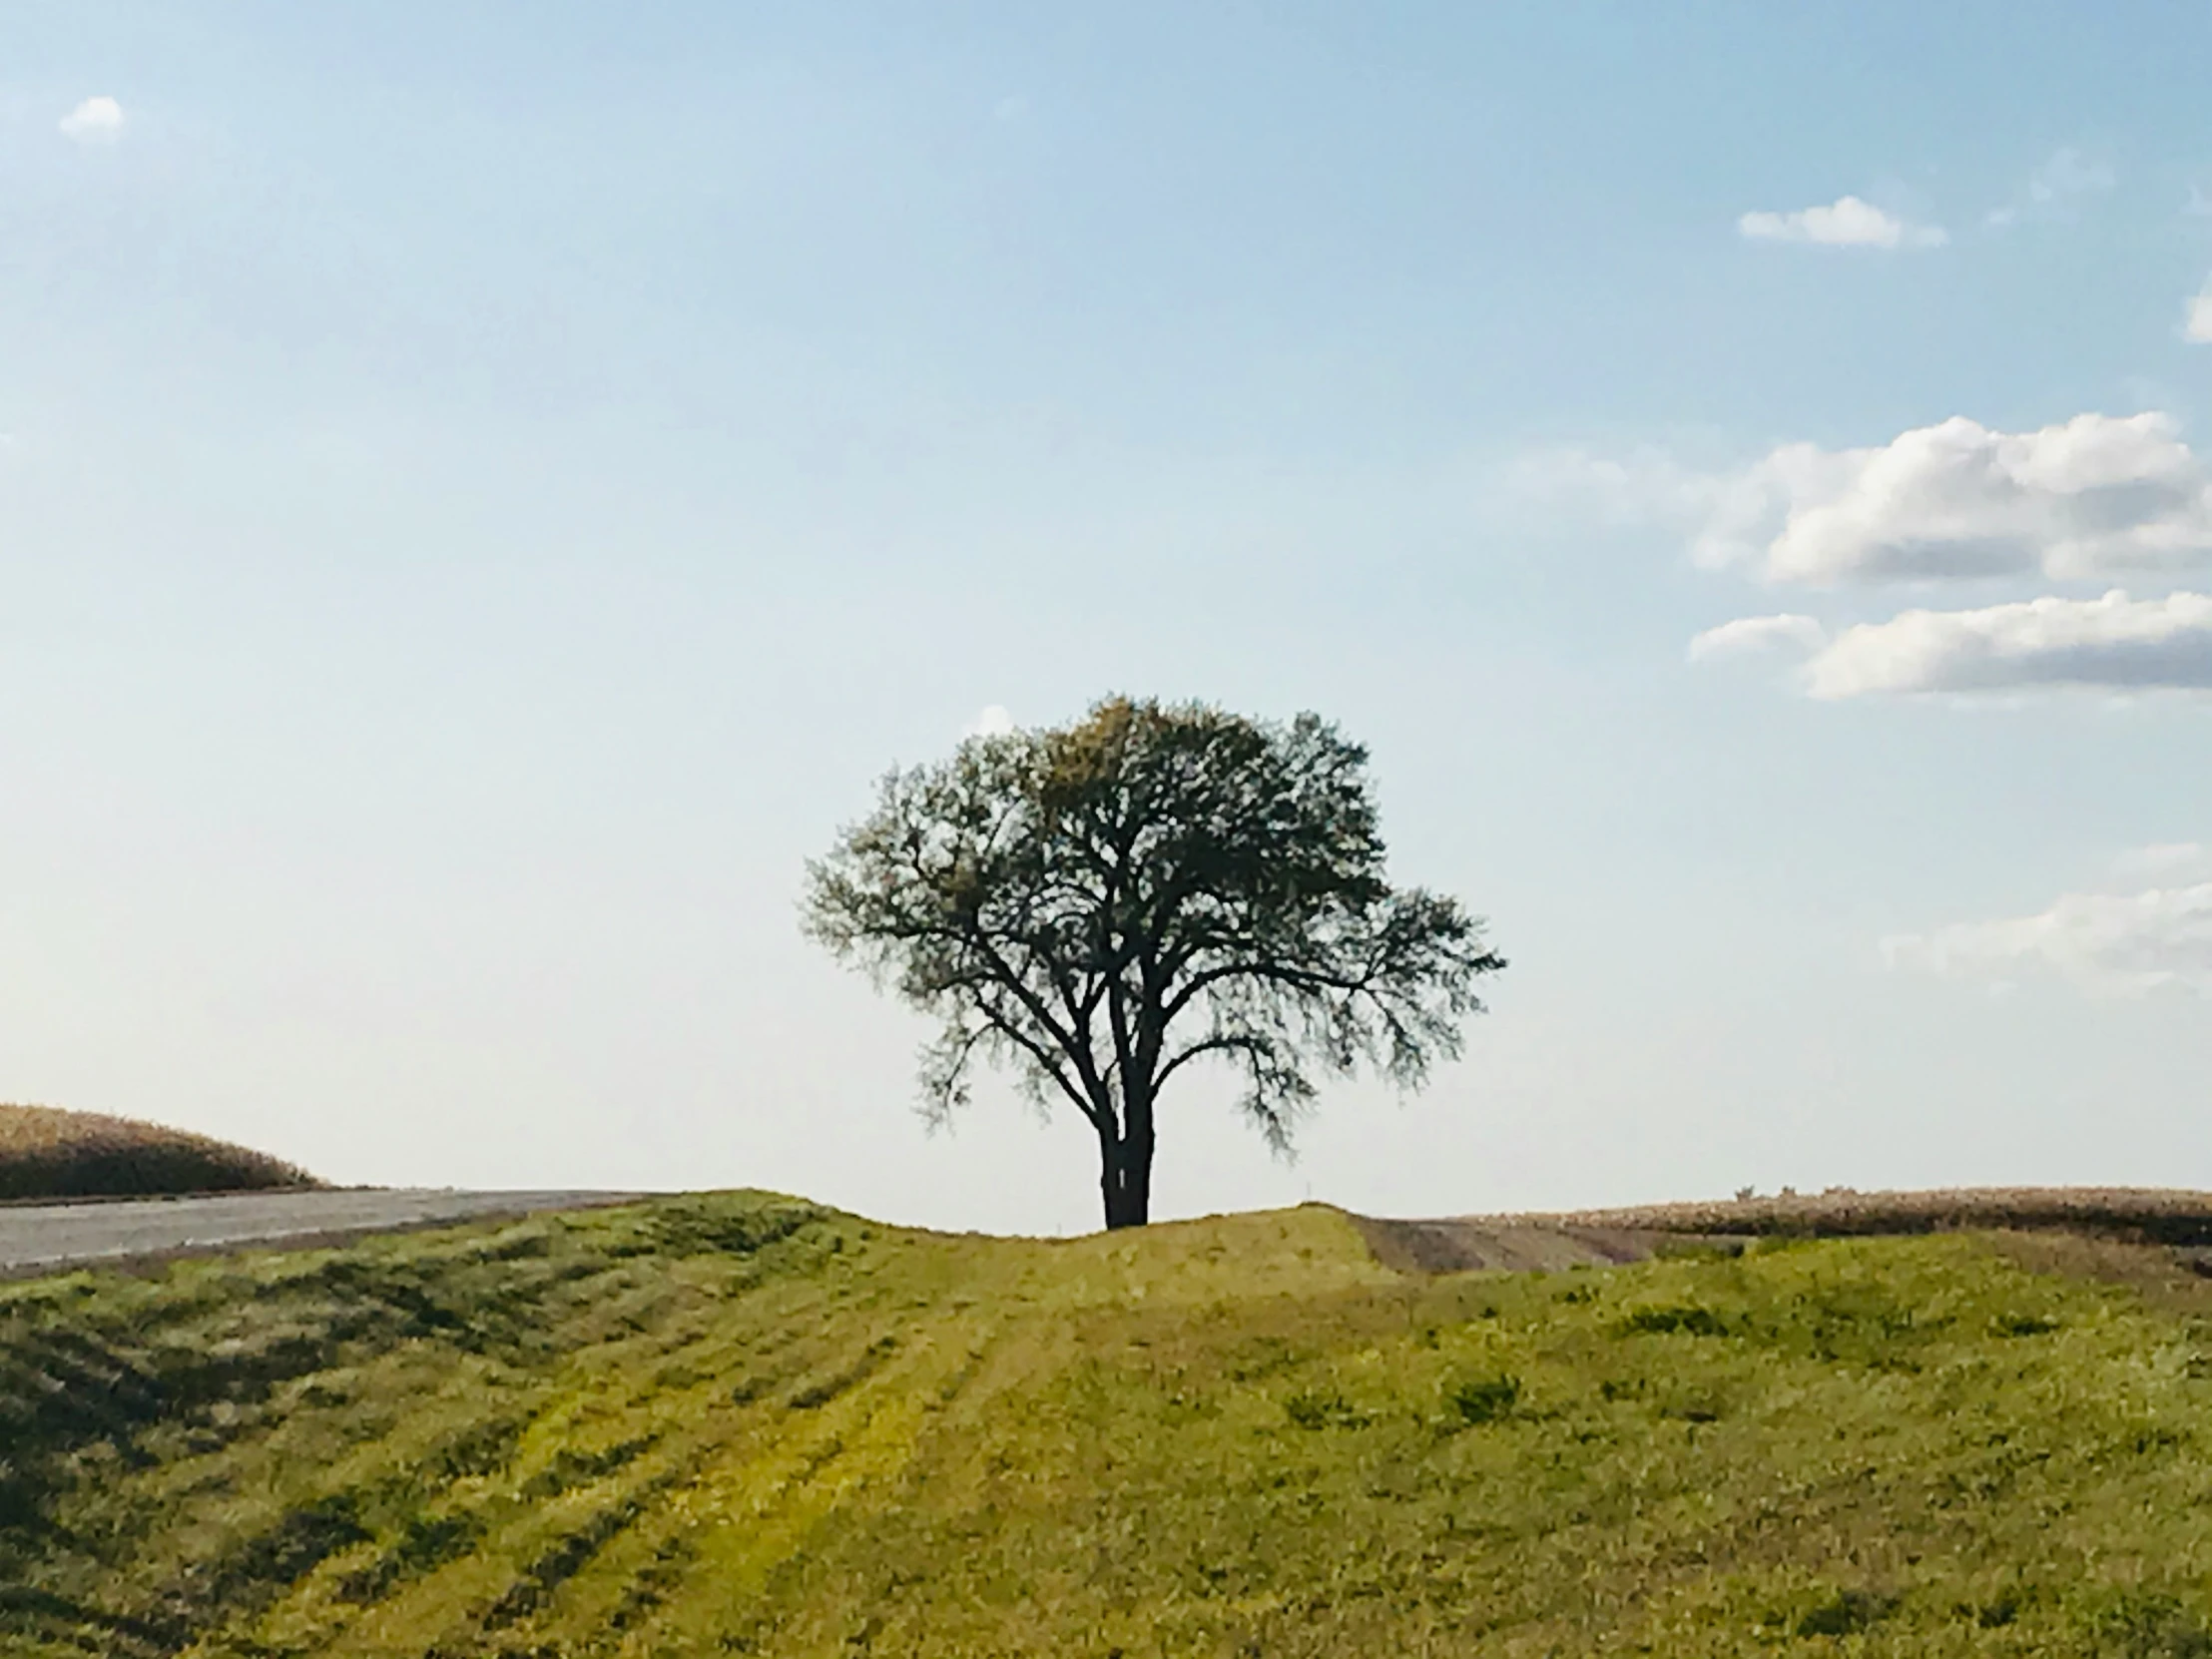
[5,3,2212,1235]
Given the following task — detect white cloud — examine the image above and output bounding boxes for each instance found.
[1702,413,2212,585]
[1802,589,2212,699]
[58,95,125,144]
[1886,880,2212,998]
[1737,195,1946,250]
[962,705,1015,739]
[2184,280,2212,344]
[1686,614,1827,662]
[1530,413,2212,585]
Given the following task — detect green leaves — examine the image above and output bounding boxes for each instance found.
[803,696,1505,1225]
[1617,1304,1732,1339]
[1444,1373,1521,1425]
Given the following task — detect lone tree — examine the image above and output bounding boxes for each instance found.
[803,697,1504,1230]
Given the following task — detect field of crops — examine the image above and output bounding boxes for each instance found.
[1543,1186,2212,1245]
[5,1193,2212,1656]
[0,1104,315,1202]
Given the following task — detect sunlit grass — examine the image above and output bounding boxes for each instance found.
[4,1195,2212,1655]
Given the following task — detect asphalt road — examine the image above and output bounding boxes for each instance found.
[0,1189,648,1279]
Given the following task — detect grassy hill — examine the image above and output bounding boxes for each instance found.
[5,1194,2212,1657]
[0,1104,316,1201]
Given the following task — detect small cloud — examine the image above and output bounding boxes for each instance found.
[1886,878,2212,999]
[1718,412,2212,586]
[1686,614,1827,663]
[58,95,125,144]
[1738,195,1946,250]
[2184,280,2212,344]
[1986,147,2116,228]
[1804,589,2212,700]
[963,705,1016,739]
[1507,444,1712,520]
[2027,147,2114,205]
[1555,411,2212,587]
[992,94,1029,123]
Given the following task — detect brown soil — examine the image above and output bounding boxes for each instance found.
[1344,1215,1699,1275]
[1351,1186,2212,1275]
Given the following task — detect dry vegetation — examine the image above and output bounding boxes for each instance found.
[1538,1186,2212,1246]
[1353,1189,2212,1277]
[0,1104,317,1202]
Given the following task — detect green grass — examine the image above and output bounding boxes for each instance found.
[5,1195,2212,1656]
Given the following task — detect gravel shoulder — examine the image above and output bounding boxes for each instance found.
[0,1189,648,1279]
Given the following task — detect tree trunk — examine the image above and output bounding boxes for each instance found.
[1098,1117,1155,1231]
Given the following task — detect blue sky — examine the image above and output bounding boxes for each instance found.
[5,4,2212,1232]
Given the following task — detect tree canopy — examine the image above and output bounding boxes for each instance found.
[803,696,1504,1229]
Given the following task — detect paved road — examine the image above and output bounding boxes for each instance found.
[0,1189,648,1279]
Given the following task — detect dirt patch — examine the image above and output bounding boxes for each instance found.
[1352,1188,2212,1275]
[1345,1216,1708,1275]
[1534,1187,2212,1247]
[1981,1229,2212,1314]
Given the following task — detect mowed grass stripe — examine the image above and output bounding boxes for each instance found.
[289,1231,989,1654]
[448,1314,934,1649]
[300,1251,868,1652]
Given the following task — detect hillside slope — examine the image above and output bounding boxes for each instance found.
[0,1104,316,1201]
[4,1195,2212,1656]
